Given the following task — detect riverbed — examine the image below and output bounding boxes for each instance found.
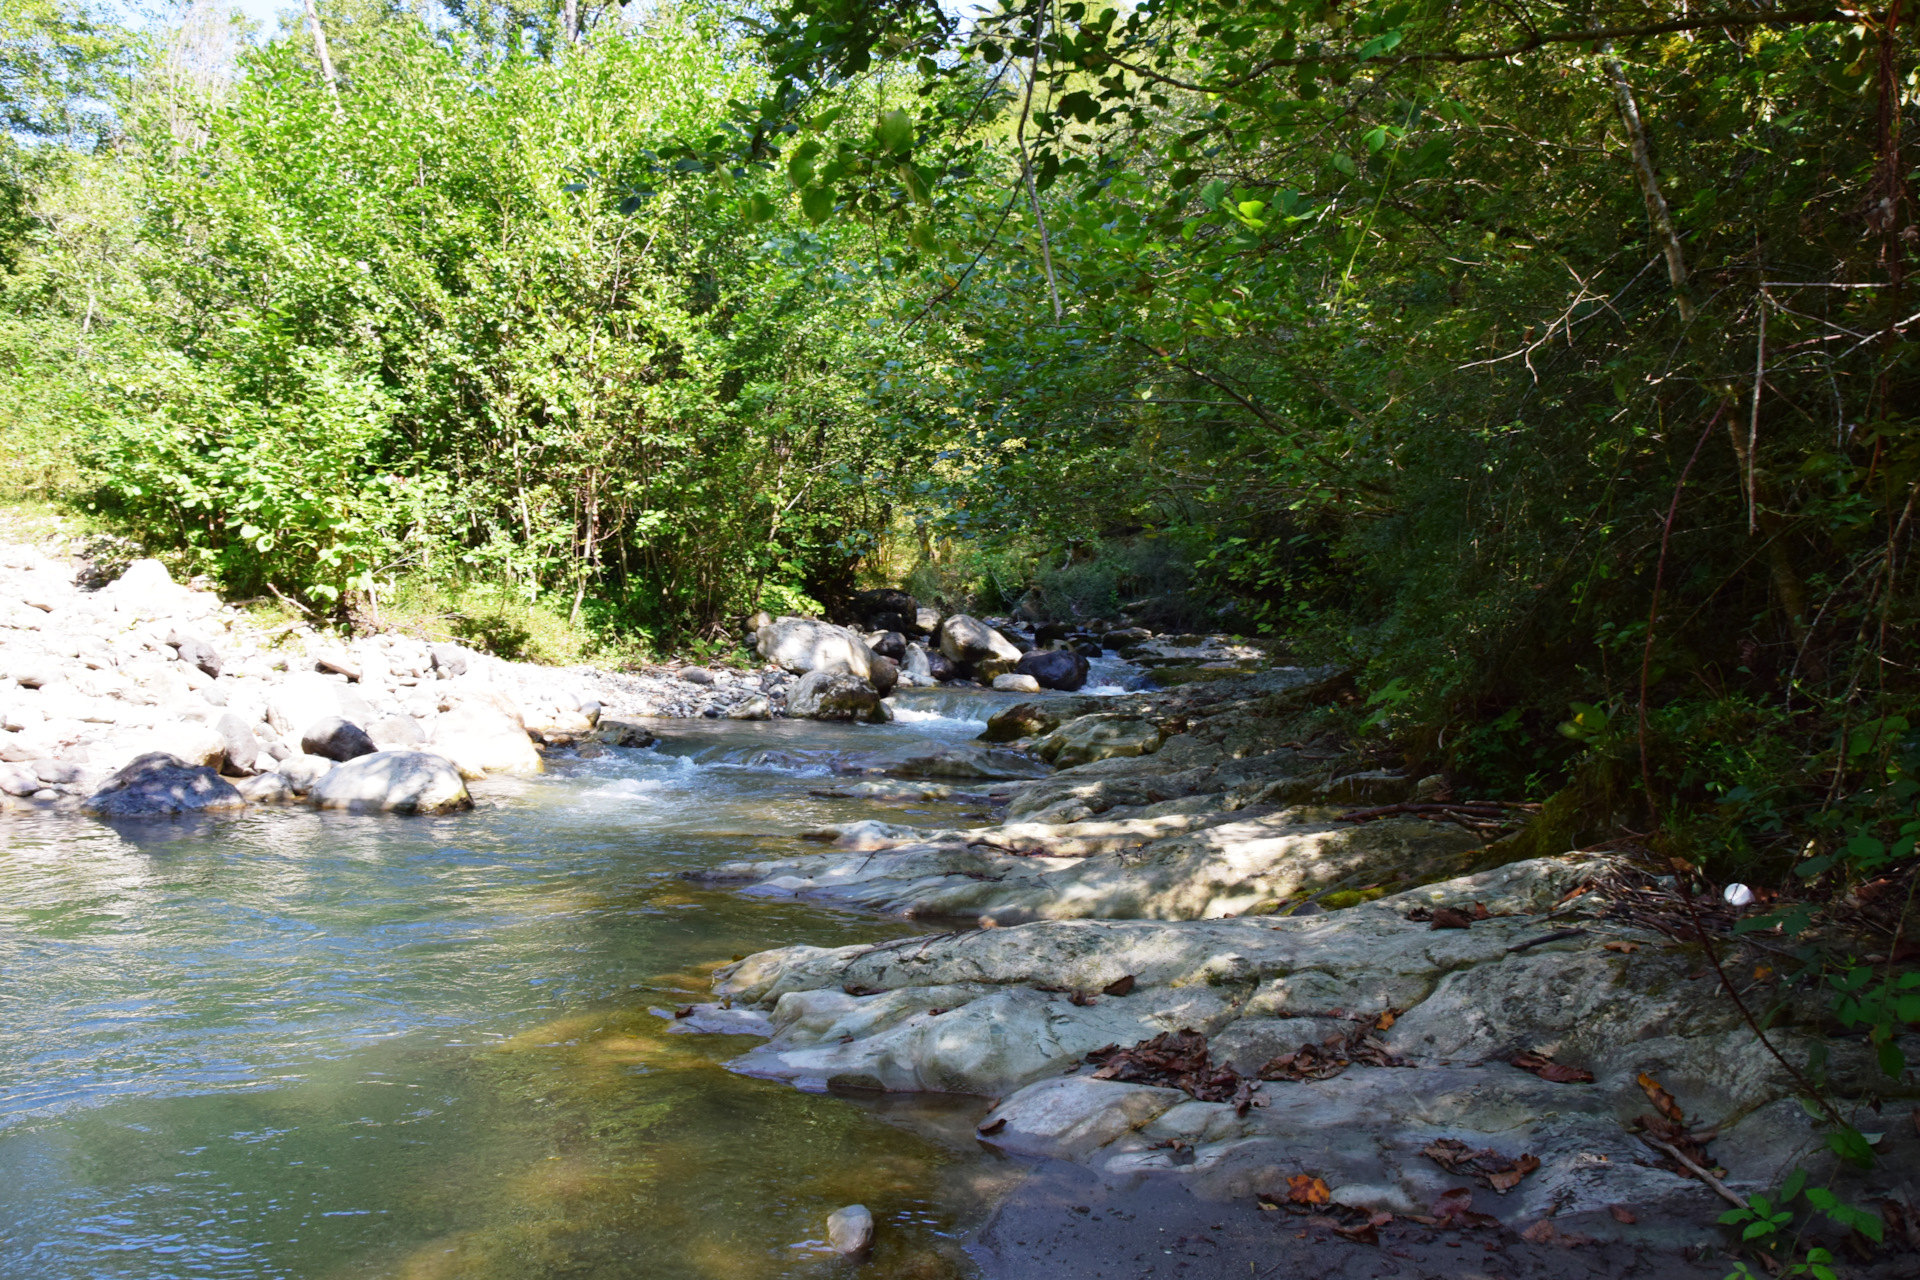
[0,689,1061,1280]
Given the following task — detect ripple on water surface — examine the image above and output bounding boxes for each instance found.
[0,719,1021,1280]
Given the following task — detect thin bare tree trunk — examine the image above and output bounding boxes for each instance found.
[562,0,578,44]
[303,0,341,108]
[1603,52,1695,323]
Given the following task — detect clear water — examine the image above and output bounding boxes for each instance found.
[0,704,1028,1280]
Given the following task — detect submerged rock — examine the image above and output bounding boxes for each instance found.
[309,750,472,814]
[992,673,1043,693]
[84,751,246,818]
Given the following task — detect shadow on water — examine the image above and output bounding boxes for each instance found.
[0,717,1033,1280]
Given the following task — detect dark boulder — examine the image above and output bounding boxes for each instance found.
[84,752,247,819]
[850,588,921,634]
[1034,621,1074,646]
[869,653,899,697]
[868,630,907,660]
[1015,648,1090,692]
[925,648,961,683]
[300,716,380,763]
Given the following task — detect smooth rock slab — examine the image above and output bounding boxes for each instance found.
[85,752,246,818]
[309,750,472,814]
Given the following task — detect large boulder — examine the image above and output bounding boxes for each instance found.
[213,712,263,775]
[428,700,541,775]
[275,753,336,796]
[367,715,426,748]
[755,617,875,680]
[786,669,889,723]
[85,752,246,819]
[1015,648,1090,692]
[1032,714,1165,767]
[850,588,921,635]
[939,615,1022,666]
[868,653,899,697]
[868,631,907,660]
[301,716,379,762]
[309,750,472,814]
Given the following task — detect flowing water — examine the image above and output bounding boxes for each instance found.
[0,690,1079,1280]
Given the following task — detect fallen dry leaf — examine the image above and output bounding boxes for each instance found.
[1609,1205,1637,1224]
[1288,1174,1332,1205]
[1427,1187,1499,1229]
[1333,1212,1392,1245]
[1102,974,1137,997]
[1374,1009,1397,1031]
[1430,906,1475,930]
[1637,1072,1685,1125]
[1421,1139,1540,1192]
[1068,990,1098,1006]
[1486,1153,1541,1191]
[1471,901,1491,920]
[976,1117,1007,1136]
[1510,1051,1596,1084]
[1520,1218,1596,1247]
[1603,940,1640,953]
[673,1005,695,1018]
[1087,1029,1243,1101]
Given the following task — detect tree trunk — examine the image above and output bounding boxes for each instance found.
[1603,52,1695,323]
[303,0,341,108]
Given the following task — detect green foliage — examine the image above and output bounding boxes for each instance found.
[2,4,924,641]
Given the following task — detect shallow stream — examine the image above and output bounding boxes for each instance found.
[0,689,1073,1280]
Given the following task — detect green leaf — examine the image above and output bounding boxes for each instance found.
[1329,152,1356,176]
[800,185,835,224]
[787,138,821,188]
[1780,1167,1807,1204]
[876,108,913,155]
[1057,90,1099,123]
[1825,1128,1877,1168]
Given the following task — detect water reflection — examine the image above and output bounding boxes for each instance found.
[0,712,1021,1279]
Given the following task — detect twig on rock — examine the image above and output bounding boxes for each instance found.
[1640,1136,1748,1210]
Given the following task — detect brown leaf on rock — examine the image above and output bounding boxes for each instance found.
[1608,1205,1637,1224]
[1333,1212,1392,1245]
[1068,990,1098,1006]
[673,1005,695,1018]
[1430,906,1475,930]
[1520,1219,1595,1247]
[1102,974,1136,997]
[1259,1021,1408,1083]
[1086,1029,1243,1102]
[1374,1009,1397,1031]
[1287,1174,1331,1205]
[1405,906,1434,922]
[1471,901,1491,920]
[1603,940,1640,953]
[1510,1051,1595,1084]
[1637,1072,1685,1125]
[1427,1187,1499,1229]
[1421,1139,1540,1192]
[1486,1153,1541,1191]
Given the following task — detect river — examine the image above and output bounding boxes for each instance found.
[0,686,1097,1280]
